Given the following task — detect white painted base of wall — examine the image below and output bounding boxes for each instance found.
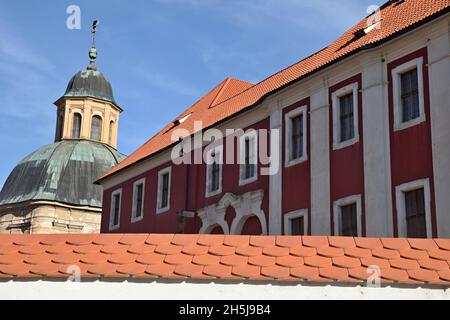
[0,280,448,300]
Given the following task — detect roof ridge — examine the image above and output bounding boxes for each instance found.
[209,77,232,108]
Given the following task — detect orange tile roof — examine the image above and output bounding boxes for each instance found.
[0,234,449,286]
[97,0,450,182]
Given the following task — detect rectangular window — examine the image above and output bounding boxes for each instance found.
[206,146,223,197]
[404,188,427,238]
[340,203,358,236]
[291,216,305,236]
[109,189,122,230]
[291,114,304,160]
[331,82,359,150]
[391,56,425,131]
[132,179,145,222]
[157,167,171,213]
[239,131,258,185]
[400,68,420,123]
[339,93,354,142]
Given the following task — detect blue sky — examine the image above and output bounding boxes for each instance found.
[0,0,384,187]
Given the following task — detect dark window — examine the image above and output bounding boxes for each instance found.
[291,114,304,160]
[243,137,256,180]
[112,193,121,227]
[210,152,221,193]
[109,121,114,145]
[90,116,102,141]
[405,188,427,238]
[339,93,355,142]
[72,113,82,139]
[401,68,420,122]
[291,216,305,236]
[134,183,144,218]
[340,203,358,236]
[161,172,170,209]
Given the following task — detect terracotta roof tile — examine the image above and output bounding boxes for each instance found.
[434,239,450,251]
[97,1,450,183]
[154,244,183,255]
[305,255,332,268]
[302,236,329,248]
[165,253,193,266]
[332,256,361,269]
[262,246,290,257]
[275,236,302,248]
[249,236,275,248]
[119,234,149,245]
[117,262,147,276]
[261,265,290,279]
[136,253,165,265]
[145,234,174,245]
[355,237,383,250]
[317,246,345,258]
[344,247,372,258]
[0,234,449,287]
[221,255,248,267]
[209,245,236,256]
[290,246,317,257]
[276,255,304,268]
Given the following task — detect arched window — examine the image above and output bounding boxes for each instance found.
[72,113,82,139]
[90,115,102,141]
[109,120,114,145]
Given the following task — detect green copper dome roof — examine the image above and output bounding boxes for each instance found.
[0,140,125,208]
[64,69,116,104]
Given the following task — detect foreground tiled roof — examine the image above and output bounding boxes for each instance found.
[97,0,450,182]
[0,234,449,286]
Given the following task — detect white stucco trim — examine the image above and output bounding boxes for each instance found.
[156,166,172,214]
[395,178,432,238]
[284,209,308,235]
[391,56,426,131]
[109,188,122,231]
[333,194,362,237]
[131,178,145,223]
[331,82,359,150]
[238,130,258,186]
[284,105,308,167]
[0,280,448,300]
[205,145,223,198]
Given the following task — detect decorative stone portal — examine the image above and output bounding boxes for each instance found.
[197,190,267,235]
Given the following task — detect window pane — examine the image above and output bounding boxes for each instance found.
[340,203,357,236]
[161,173,169,208]
[291,216,305,236]
[113,194,120,226]
[291,115,304,160]
[405,188,427,238]
[339,94,354,142]
[210,158,220,192]
[72,114,82,139]
[243,137,256,180]
[401,68,420,122]
[90,116,102,141]
[135,184,143,218]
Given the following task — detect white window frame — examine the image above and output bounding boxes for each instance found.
[109,188,122,231]
[131,178,146,223]
[284,209,308,236]
[331,82,359,150]
[156,167,172,214]
[239,130,258,186]
[284,105,308,167]
[392,57,425,131]
[395,178,432,238]
[333,194,362,237]
[205,145,223,198]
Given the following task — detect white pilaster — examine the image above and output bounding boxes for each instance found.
[269,105,282,235]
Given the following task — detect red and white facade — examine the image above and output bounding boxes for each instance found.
[98,4,450,238]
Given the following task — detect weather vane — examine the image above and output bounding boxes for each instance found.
[88,19,99,70]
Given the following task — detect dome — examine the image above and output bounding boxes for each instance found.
[64,68,116,104]
[0,140,125,208]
